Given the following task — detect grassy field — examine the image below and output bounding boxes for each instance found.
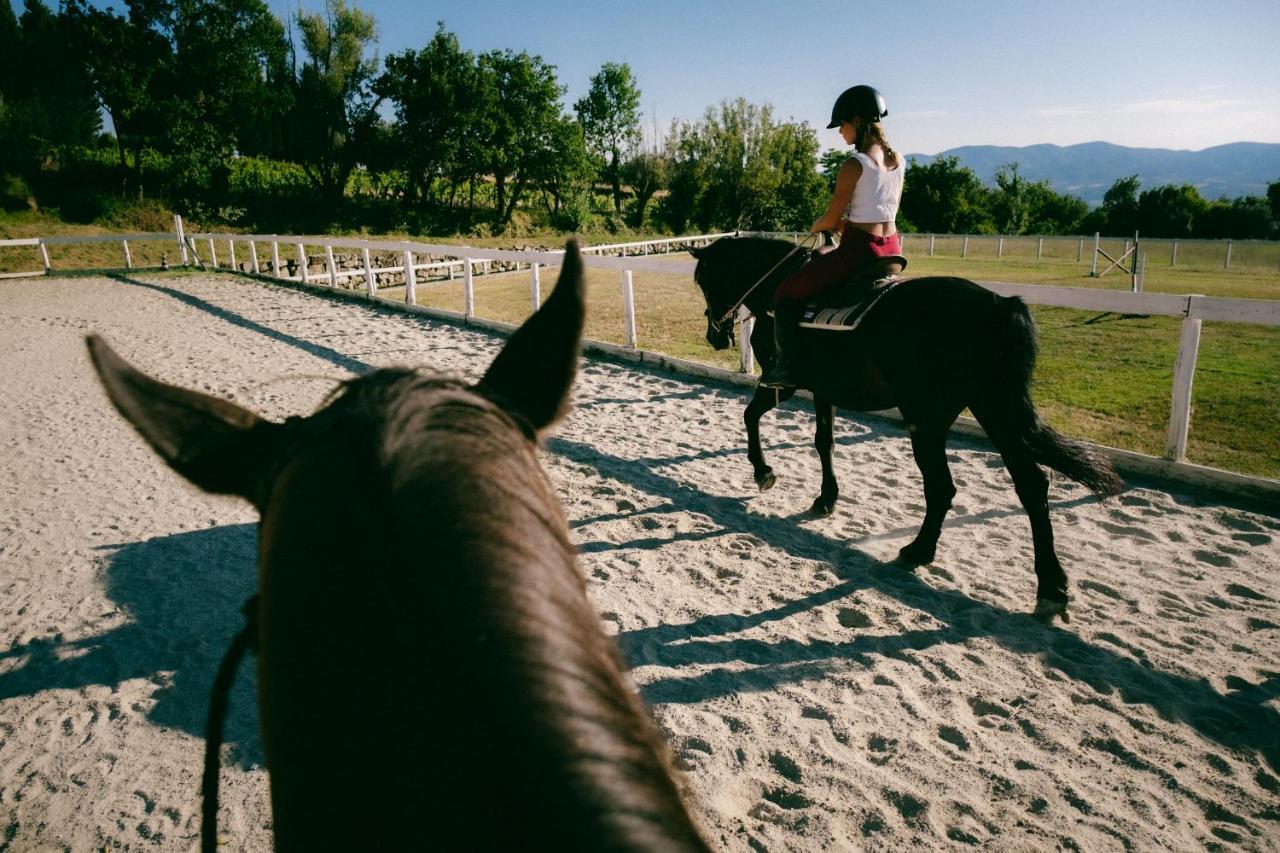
[3,217,1277,479]
[377,251,1279,480]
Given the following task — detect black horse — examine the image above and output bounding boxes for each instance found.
[690,236,1123,619]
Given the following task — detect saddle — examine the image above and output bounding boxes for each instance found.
[798,255,906,332]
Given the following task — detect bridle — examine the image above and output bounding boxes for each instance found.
[705,233,819,337]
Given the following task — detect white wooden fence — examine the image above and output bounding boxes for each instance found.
[2,218,1277,499]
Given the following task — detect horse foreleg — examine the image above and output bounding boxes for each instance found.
[809,399,838,516]
[744,386,788,491]
[897,424,957,566]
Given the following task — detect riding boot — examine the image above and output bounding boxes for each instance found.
[759,300,803,389]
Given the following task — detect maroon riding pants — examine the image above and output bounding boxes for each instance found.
[773,226,903,303]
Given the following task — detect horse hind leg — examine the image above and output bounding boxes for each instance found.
[897,419,958,567]
[970,402,1070,621]
[809,399,838,516]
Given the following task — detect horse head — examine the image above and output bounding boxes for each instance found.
[689,242,738,351]
[86,240,709,850]
[691,237,805,351]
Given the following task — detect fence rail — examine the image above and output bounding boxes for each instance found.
[2,218,1276,498]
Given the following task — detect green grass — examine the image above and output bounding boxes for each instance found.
[4,217,1278,479]
[383,251,1280,479]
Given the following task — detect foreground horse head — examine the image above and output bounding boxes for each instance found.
[87,241,709,851]
[692,236,1123,622]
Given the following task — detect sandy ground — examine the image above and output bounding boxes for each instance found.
[1,271,1278,852]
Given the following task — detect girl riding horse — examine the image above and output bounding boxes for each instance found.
[761,84,908,390]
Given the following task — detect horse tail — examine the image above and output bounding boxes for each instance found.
[982,295,1124,497]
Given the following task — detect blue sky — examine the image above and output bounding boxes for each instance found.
[28,0,1280,153]
[273,0,1280,154]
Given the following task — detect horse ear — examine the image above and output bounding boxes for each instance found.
[86,334,278,506]
[479,239,585,436]
[688,245,703,258]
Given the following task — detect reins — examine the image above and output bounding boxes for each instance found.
[201,595,259,853]
[710,233,817,333]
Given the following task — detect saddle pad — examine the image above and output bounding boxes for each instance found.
[799,277,901,331]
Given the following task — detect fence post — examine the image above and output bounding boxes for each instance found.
[997,236,1004,258]
[122,240,132,270]
[1224,239,1232,269]
[464,258,474,317]
[325,245,337,287]
[1077,237,1084,262]
[622,269,637,348]
[403,250,417,305]
[739,310,755,374]
[961,235,969,258]
[1165,296,1203,461]
[209,238,218,269]
[928,234,935,256]
[1130,231,1139,292]
[249,240,260,274]
[362,247,375,297]
[272,241,282,278]
[295,243,307,281]
[39,239,51,274]
[1170,240,1178,267]
[1090,232,1100,275]
[1037,237,1044,259]
[174,215,188,266]
[226,240,236,271]
[530,262,541,310]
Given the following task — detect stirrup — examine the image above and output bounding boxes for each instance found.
[759,369,797,390]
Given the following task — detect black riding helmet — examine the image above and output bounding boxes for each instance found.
[827,85,888,128]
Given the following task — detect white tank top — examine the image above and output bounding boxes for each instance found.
[844,151,904,223]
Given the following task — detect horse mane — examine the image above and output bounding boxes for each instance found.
[257,366,708,850]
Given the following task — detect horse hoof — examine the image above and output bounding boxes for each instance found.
[809,498,836,517]
[1033,598,1070,624]
[756,471,777,491]
[896,543,935,567]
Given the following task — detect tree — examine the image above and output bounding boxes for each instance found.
[900,156,994,234]
[622,149,667,228]
[1099,175,1140,235]
[377,24,474,207]
[1196,196,1274,239]
[818,148,846,194]
[1,1,100,176]
[1267,178,1280,223]
[289,0,381,204]
[1135,184,1206,238]
[659,99,823,232]
[574,62,641,213]
[475,48,564,230]
[63,1,171,197]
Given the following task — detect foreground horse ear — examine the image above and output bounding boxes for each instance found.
[479,239,585,435]
[86,334,276,505]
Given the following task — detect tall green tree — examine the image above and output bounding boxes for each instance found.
[622,149,666,227]
[900,156,994,234]
[475,47,564,230]
[1135,184,1206,237]
[63,1,171,196]
[377,24,474,207]
[0,1,100,176]
[1099,175,1140,235]
[574,62,641,213]
[660,99,822,232]
[290,0,381,204]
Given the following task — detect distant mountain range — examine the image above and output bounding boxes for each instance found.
[903,141,1280,206]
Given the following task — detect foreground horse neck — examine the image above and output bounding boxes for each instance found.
[257,395,706,849]
[87,241,710,851]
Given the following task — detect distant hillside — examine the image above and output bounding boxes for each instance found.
[904,141,1280,206]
